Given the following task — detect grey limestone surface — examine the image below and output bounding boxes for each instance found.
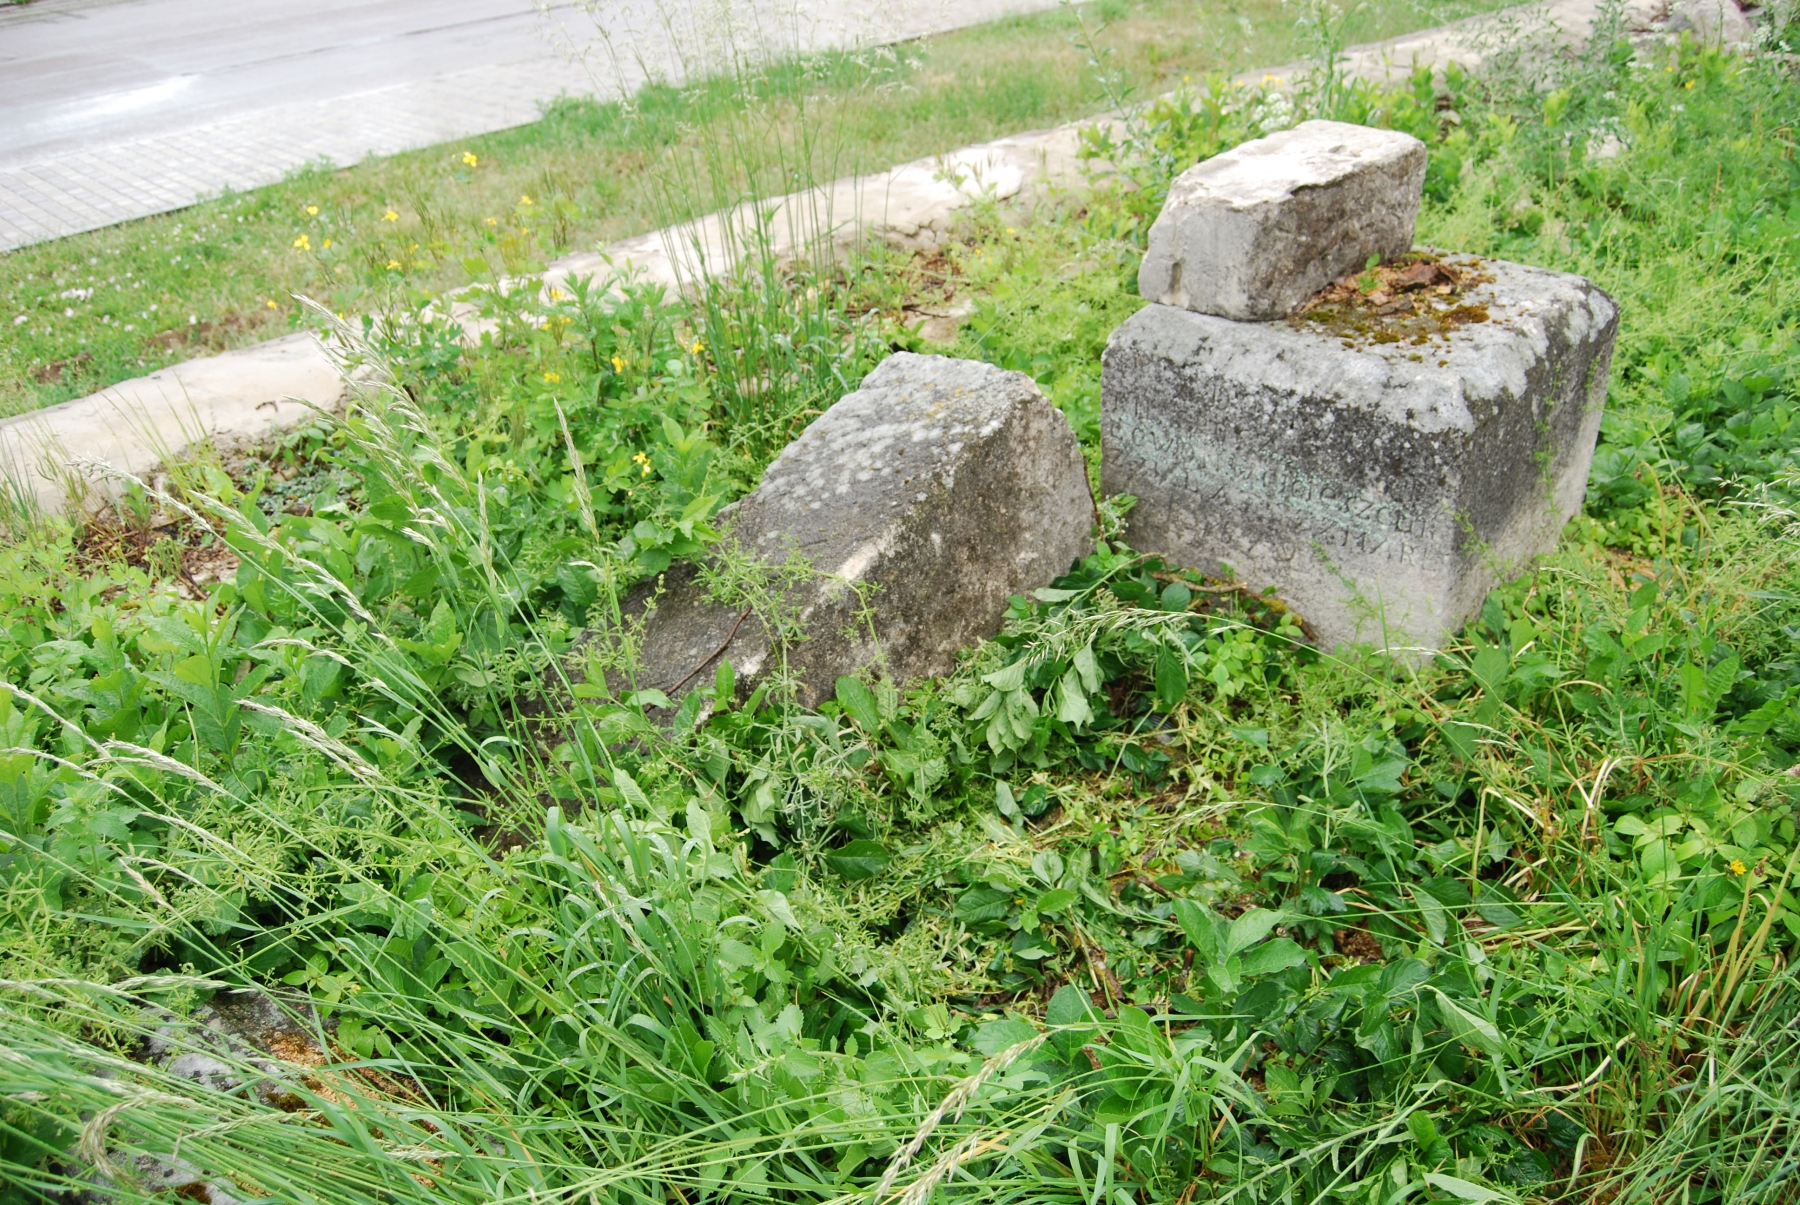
[1669,0,1756,42]
[126,988,319,1202]
[615,353,1094,708]
[1137,120,1427,322]
[1103,257,1618,652]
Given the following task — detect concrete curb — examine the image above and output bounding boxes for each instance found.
[0,0,1638,519]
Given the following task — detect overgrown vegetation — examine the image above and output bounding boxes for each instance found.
[0,0,1515,416]
[2,6,1800,1204]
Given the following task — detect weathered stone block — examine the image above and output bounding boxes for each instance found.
[1103,256,1618,651]
[1137,120,1428,321]
[616,353,1094,708]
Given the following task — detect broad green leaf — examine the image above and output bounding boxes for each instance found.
[1428,987,1504,1059]
[1413,886,1449,945]
[982,662,1028,692]
[717,940,758,969]
[1475,900,1521,929]
[1055,667,1094,726]
[171,654,217,688]
[613,768,652,812]
[686,800,714,845]
[972,1018,1038,1056]
[1226,908,1281,958]
[1172,900,1225,962]
[956,885,1012,924]
[1035,887,1078,914]
[1679,662,1710,719]
[1072,644,1101,693]
[1238,936,1306,977]
[1471,643,1509,696]
[1376,957,1431,998]
[1046,983,1095,1029]
[834,677,881,732]
[824,839,891,881]
[1153,646,1188,710]
[1046,983,1095,1060]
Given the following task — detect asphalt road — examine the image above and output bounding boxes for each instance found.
[0,0,1061,248]
[0,0,1059,172]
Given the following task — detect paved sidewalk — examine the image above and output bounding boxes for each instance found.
[0,59,596,251]
[0,0,1060,252]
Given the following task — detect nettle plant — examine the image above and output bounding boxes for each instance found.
[951,544,1312,777]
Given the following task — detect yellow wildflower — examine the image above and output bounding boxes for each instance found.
[383,209,399,221]
[462,151,479,167]
[387,260,401,270]
[1685,78,1696,88]
[306,205,319,216]
[1731,859,1748,876]
[486,217,498,226]
[543,371,561,384]
[322,238,332,249]
[1005,227,1016,235]
[266,299,278,309]
[690,338,706,355]
[520,194,533,205]
[549,287,565,301]
[293,234,310,250]
[633,451,653,477]
[611,355,625,372]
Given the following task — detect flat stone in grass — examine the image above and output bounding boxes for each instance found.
[1102,255,1618,652]
[1137,119,1428,321]
[612,353,1094,709]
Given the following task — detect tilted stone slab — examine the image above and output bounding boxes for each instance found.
[614,353,1094,709]
[1102,257,1618,651]
[1137,120,1428,322]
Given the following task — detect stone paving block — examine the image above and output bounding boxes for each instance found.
[1103,256,1618,652]
[608,353,1094,708]
[1137,120,1427,321]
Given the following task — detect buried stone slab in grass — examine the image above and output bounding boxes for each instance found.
[606,352,1095,709]
[1102,255,1618,652]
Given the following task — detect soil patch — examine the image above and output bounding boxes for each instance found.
[31,351,93,385]
[144,311,270,356]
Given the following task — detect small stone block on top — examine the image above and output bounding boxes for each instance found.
[1102,255,1618,652]
[1137,119,1428,321]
